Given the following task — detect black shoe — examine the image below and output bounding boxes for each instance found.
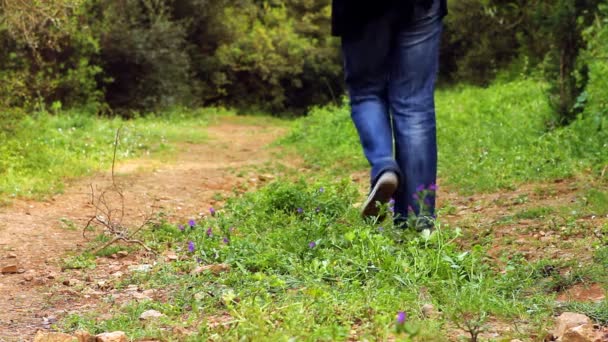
[361,171,398,218]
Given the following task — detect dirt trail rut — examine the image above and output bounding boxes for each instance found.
[0,117,287,340]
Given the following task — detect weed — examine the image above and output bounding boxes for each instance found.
[61,253,96,270]
[594,246,608,268]
[59,218,78,231]
[514,206,555,220]
[562,301,608,325]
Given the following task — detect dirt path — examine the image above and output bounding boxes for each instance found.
[0,117,288,341]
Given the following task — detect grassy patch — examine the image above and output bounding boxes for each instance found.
[282,80,608,193]
[62,253,97,270]
[60,179,564,340]
[0,107,227,200]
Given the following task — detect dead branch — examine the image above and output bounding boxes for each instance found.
[82,127,157,255]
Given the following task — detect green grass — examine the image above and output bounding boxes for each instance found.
[44,78,607,339]
[0,107,228,201]
[60,178,592,340]
[283,79,608,193]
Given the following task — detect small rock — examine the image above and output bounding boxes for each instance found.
[47,272,58,279]
[131,292,151,301]
[96,280,112,290]
[94,331,127,342]
[63,278,81,287]
[125,284,139,292]
[33,331,77,342]
[191,264,231,276]
[43,316,57,325]
[1,265,18,274]
[421,304,435,318]
[165,253,178,262]
[258,174,275,181]
[111,271,124,278]
[108,264,122,273]
[34,277,48,285]
[554,312,591,340]
[24,273,34,282]
[74,330,95,342]
[142,289,155,297]
[116,251,129,258]
[139,309,165,321]
[563,323,604,342]
[7,253,17,259]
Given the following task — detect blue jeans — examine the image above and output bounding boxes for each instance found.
[342,1,443,222]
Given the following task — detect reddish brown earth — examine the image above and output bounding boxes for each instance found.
[0,117,288,341]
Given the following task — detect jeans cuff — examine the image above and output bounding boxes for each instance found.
[371,161,402,187]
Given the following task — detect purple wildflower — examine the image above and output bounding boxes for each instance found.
[196,257,203,264]
[223,237,230,244]
[378,226,384,232]
[412,193,419,201]
[206,227,213,237]
[178,224,185,232]
[389,198,395,205]
[428,183,438,191]
[297,208,304,214]
[315,207,321,213]
[188,219,196,228]
[188,241,195,253]
[319,187,325,193]
[209,207,216,216]
[424,198,432,207]
[407,205,414,213]
[396,311,407,325]
[416,184,425,193]
[309,241,316,249]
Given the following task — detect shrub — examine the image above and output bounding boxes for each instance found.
[98,0,195,112]
[0,0,103,109]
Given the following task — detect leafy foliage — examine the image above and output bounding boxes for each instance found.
[1,0,607,121]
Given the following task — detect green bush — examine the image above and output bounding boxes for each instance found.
[1,0,606,116]
[580,2,608,121]
[98,0,196,111]
[0,0,103,109]
[208,1,341,114]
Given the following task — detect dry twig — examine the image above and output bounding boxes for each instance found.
[82,128,157,255]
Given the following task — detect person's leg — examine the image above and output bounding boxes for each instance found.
[342,14,401,216]
[388,1,443,227]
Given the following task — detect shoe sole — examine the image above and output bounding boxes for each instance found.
[361,172,398,218]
